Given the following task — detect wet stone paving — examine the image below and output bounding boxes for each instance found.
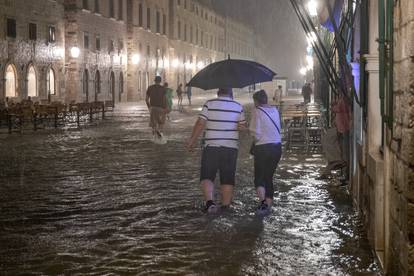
[0,95,381,275]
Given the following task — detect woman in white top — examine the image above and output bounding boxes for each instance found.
[249,90,282,215]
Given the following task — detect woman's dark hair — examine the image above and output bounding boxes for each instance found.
[253,90,268,105]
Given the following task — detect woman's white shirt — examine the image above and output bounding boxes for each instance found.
[249,106,281,145]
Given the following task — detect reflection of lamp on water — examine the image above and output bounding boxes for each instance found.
[132,53,141,65]
[70,47,80,58]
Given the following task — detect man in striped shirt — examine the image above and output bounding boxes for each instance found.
[186,88,246,213]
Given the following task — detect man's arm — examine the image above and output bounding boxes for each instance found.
[186,118,206,151]
[145,87,151,108]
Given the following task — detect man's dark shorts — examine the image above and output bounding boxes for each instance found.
[200,146,238,185]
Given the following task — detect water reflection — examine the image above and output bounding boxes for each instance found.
[0,103,380,275]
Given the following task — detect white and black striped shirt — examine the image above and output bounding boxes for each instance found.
[199,96,246,149]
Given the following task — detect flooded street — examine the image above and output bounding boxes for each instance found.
[0,96,380,275]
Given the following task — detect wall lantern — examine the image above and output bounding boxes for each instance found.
[70,47,80,58]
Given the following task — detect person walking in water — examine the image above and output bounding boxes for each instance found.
[249,90,282,215]
[273,85,283,106]
[186,88,246,213]
[302,82,312,104]
[146,76,167,138]
[186,85,192,106]
[164,82,174,120]
[176,83,184,109]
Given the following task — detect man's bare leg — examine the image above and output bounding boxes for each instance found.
[201,179,214,202]
[256,186,265,202]
[221,184,234,206]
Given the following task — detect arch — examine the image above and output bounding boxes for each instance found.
[83,69,89,102]
[95,70,101,102]
[27,64,37,97]
[5,64,18,98]
[109,71,115,102]
[119,71,124,102]
[46,67,56,101]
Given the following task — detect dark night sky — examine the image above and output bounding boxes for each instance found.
[210,0,307,81]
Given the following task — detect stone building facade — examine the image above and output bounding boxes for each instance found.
[348,0,414,274]
[0,0,260,104]
[0,0,66,103]
[388,0,414,274]
[65,0,128,104]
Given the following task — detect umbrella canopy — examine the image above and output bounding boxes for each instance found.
[187,58,276,90]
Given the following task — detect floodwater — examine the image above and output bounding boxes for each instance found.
[0,98,381,275]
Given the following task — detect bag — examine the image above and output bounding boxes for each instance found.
[249,141,256,156]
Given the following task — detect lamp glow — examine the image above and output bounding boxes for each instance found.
[172,59,179,68]
[70,47,80,58]
[132,54,141,65]
[197,61,205,70]
[307,0,318,17]
[300,67,307,76]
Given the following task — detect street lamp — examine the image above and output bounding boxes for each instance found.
[132,54,141,65]
[197,61,205,70]
[307,0,318,17]
[70,47,80,58]
[172,58,179,68]
[300,67,307,76]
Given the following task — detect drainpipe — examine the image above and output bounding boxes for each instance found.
[386,0,394,130]
[378,0,386,149]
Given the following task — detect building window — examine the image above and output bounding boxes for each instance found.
[201,30,203,47]
[47,68,56,96]
[6,18,16,38]
[109,0,115,18]
[95,70,101,97]
[94,0,100,13]
[196,28,198,44]
[96,35,101,51]
[109,39,114,52]
[84,33,89,49]
[162,14,166,35]
[48,26,56,43]
[119,72,124,94]
[118,39,124,53]
[184,24,187,41]
[177,0,180,5]
[184,0,187,9]
[5,64,17,97]
[27,65,37,97]
[82,0,89,10]
[138,3,143,27]
[177,20,181,40]
[156,11,160,33]
[83,70,89,96]
[190,25,193,43]
[146,7,151,29]
[28,23,37,41]
[118,0,123,20]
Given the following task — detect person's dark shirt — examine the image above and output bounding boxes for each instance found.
[146,84,167,108]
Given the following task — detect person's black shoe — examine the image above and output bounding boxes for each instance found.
[204,200,218,214]
[255,200,271,216]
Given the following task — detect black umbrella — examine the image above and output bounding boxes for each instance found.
[187,57,276,90]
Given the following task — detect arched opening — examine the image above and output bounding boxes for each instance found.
[5,64,18,98]
[95,70,101,102]
[27,65,37,97]
[109,71,115,103]
[46,67,56,102]
[83,69,89,102]
[119,72,123,102]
